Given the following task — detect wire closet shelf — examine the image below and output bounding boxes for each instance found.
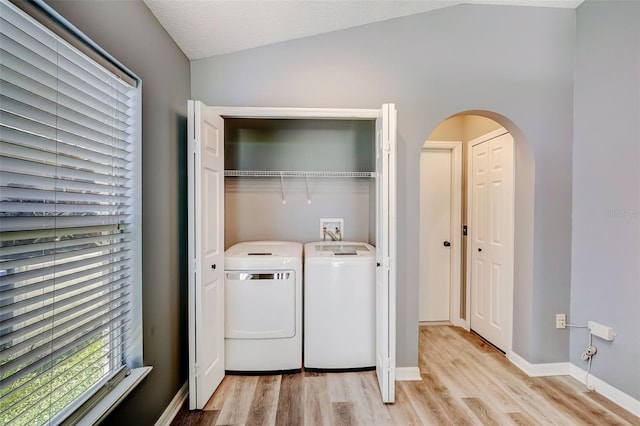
[224,170,375,178]
[224,170,375,204]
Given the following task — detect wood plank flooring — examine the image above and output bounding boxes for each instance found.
[171,325,640,425]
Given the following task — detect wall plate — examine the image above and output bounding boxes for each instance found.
[320,218,344,239]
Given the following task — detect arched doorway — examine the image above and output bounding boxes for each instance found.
[418,112,534,356]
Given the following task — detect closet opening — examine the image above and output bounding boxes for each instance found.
[187,103,398,408]
[223,118,376,248]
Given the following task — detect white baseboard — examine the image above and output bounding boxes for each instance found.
[508,351,570,376]
[154,381,188,426]
[451,318,470,330]
[509,351,639,418]
[569,364,640,417]
[395,366,422,381]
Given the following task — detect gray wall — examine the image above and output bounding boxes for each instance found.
[45,1,191,424]
[572,1,640,399]
[226,179,372,248]
[192,4,575,367]
[225,119,374,172]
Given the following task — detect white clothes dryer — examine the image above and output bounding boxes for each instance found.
[224,241,302,372]
[304,241,376,370]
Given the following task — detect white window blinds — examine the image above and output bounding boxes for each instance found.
[0,0,142,424]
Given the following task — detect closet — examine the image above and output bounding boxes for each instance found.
[186,101,397,409]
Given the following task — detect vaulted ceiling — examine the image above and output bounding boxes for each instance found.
[143,0,583,60]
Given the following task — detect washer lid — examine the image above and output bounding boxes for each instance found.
[225,241,302,268]
[304,241,375,258]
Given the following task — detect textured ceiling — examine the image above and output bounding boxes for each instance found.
[143,0,584,60]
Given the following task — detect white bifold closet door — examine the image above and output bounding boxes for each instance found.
[375,104,397,403]
[187,101,225,409]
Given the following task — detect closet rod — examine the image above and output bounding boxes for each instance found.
[224,170,375,178]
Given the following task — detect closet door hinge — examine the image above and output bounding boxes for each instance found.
[383,257,391,270]
[383,357,394,370]
[192,363,199,378]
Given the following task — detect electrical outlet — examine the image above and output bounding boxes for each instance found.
[556,313,566,329]
[319,218,344,239]
[581,345,597,360]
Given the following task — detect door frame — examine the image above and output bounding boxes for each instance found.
[190,103,396,405]
[465,127,514,354]
[420,141,464,328]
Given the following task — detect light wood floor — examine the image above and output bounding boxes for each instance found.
[172,325,640,425]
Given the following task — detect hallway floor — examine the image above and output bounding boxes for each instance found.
[171,325,640,425]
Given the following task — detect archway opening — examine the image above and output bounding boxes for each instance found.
[418,111,534,356]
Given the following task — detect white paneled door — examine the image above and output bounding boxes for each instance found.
[469,130,514,352]
[420,149,452,322]
[375,104,397,403]
[188,101,225,409]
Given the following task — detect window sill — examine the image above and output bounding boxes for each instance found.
[65,366,153,425]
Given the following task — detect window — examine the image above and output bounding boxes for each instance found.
[0,0,143,424]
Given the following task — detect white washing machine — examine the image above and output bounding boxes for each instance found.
[304,241,376,369]
[224,241,302,372]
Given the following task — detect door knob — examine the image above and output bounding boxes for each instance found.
[478,248,482,252]
[212,264,216,269]
[443,241,451,247]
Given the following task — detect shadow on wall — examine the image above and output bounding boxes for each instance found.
[176,113,189,380]
[420,111,535,354]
